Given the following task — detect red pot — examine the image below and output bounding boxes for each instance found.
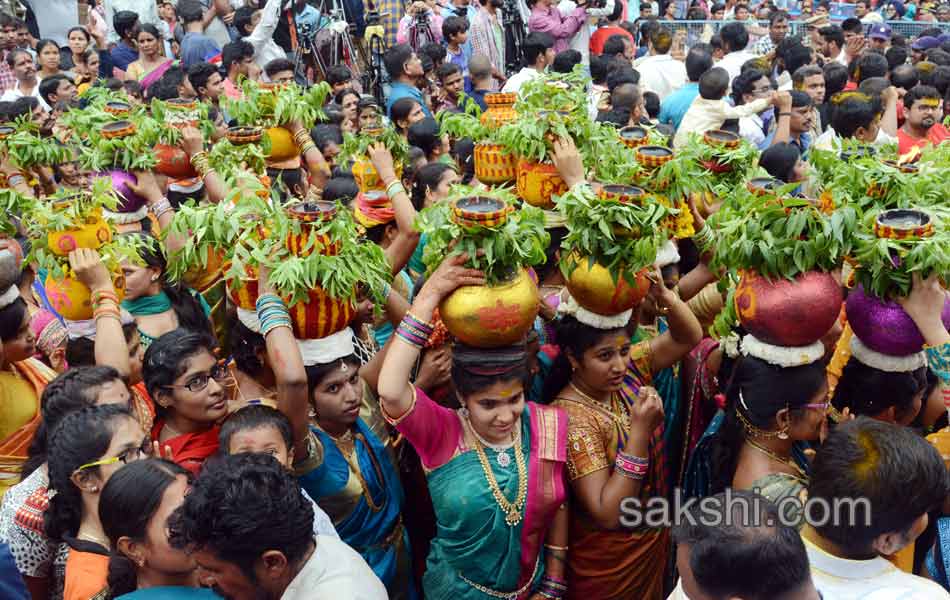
[734,270,842,346]
[154,144,197,179]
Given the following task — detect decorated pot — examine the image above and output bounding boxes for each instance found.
[473,143,517,184]
[154,143,197,179]
[265,126,299,161]
[690,190,719,219]
[101,119,136,139]
[480,93,517,128]
[847,284,950,356]
[0,125,15,140]
[47,212,112,256]
[166,98,200,129]
[104,101,131,116]
[450,196,513,229]
[734,270,843,347]
[439,267,538,347]
[874,208,934,240]
[285,201,340,257]
[635,145,673,169]
[182,247,225,293]
[703,129,741,149]
[516,159,568,209]
[882,159,918,174]
[618,126,648,149]
[227,126,263,145]
[598,184,646,205]
[45,273,126,321]
[747,177,780,196]
[352,156,403,193]
[98,170,148,213]
[564,253,651,316]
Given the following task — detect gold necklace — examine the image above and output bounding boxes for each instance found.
[465,415,518,468]
[744,438,808,482]
[468,420,527,527]
[326,427,386,513]
[569,382,630,432]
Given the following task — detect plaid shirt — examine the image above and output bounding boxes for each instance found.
[0,51,16,94]
[752,34,776,56]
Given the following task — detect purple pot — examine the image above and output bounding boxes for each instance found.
[98,170,147,213]
[846,284,950,356]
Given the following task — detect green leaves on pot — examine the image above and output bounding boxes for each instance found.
[0,117,73,169]
[415,185,550,285]
[852,210,950,299]
[556,183,670,285]
[339,125,410,167]
[706,187,857,280]
[225,80,331,129]
[0,188,34,237]
[437,109,490,144]
[665,133,762,198]
[208,136,271,182]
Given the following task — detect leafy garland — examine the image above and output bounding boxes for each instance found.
[665,133,763,197]
[0,187,35,236]
[556,183,671,285]
[0,117,73,169]
[339,125,411,167]
[415,185,549,285]
[852,209,950,299]
[705,186,857,280]
[225,80,331,130]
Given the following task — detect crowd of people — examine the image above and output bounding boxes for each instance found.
[0,0,945,600]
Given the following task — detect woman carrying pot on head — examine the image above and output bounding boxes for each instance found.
[44,404,153,600]
[376,253,571,600]
[143,329,228,475]
[99,458,222,599]
[245,264,418,599]
[540,273,703,600]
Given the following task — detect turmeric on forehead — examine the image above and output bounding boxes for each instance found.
[853,430,881,482]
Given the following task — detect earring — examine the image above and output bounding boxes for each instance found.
[459,406,469,419]
[150,275,158,282]
[308,407,316,418]
[777,428,789,440]
[91,485,99,492]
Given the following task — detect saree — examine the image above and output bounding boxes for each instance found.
[295,381,416,600]
[127,58,175,89]
[387,387,567,599]
[553,341,670,600]
[0,359,56,497]
[150,421,220,476]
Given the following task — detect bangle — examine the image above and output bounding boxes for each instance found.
[693,222,714,250]
[395,313,433,349]
[7,174,25,187]
[91,289,119,306]
[292,128,311,146]
[543,544,569,553]
[405,311,434,331]
[386,179,406,198]
[778,112,791,117]
[190,151,211,177]
[615,451,649,479]
[151,197,173,219]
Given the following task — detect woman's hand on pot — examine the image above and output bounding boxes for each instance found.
[551,137,585,189]
[368,143,397,184]
[128,170,164,204]
[257,263,277,296]
[416,252,485,306]
[68,248,113,292]
[899,273,950,346]
[180,126,204,156]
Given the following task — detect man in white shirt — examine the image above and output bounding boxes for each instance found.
[0,49,49,111]
[169,454,387,600]
[667,490,821,600]
[716,22,758,85]
[636,24,687,101]
[802,418,950,600]
[234,0,288,72]
[502,31,555,94]
[812,85,899,151]
[557,0,614,64]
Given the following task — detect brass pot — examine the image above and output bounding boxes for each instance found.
[439,267,539,347]
[564,253,651,316]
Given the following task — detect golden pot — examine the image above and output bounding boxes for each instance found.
[352,156,403,193]
[516,159,568,209]
[265,126,300,161]
[47,213,112,256]
[474,143,517,184]
[564,253,650,316]
[439,268,539,347]
[45,273,126,321]
[480,93,517,128]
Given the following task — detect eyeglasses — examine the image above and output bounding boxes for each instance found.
[164,363,231,394]
[76,437,153,472]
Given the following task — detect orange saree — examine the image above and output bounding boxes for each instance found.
[0,358,56,495]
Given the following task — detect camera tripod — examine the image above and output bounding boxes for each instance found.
[296,0,366,84]
[406,9,437,53]
[363,9,387,106]
[501,0,527,76]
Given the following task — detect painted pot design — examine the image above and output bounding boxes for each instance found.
[480,93,517,128]
[847,284,950,356]
[154,144,198,179]
[45,273,126,321]
[104,101,131,116]
[285,201,341,257]
[439,267,539,347]
[352,156,403,193]
[635,145,673,169]
[516,159,568,209]
[873,208,933,240]
[703,129,740,149]
[474,143,517,184]
[227,126,264,145]
[47,212,112,256]
[564,254,651,316]
[747,177,780,196]
[101,120,136,139]
[734,270,843,347]
[450,196,512,228]
[618,126,648,148]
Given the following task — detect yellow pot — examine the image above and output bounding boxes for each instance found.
[516,159,568,209]
[352,157,402,193]
[474,143,517,184]
[265,126,300,161]
[45,273,126,321]
[439,268,539,348]
[47,214,112,257]
[564,254,650,316]
[480,93,517,128]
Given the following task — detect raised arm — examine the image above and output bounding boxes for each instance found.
[646,268,704,373]
[377,253,485,419]
[69,248,130,378]
[370,142,421,275]
[180,126,227,204]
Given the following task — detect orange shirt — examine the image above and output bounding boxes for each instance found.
[897,123,950,155]
[63,544,109,600]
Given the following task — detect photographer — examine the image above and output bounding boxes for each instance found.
[396,0,444,46]
[528,0,588,54]
[557,0,616,64]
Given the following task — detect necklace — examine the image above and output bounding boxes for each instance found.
[464,414,518,467]
[569,382,630,432]
[744,438,808,482]
[325,427,386,513]
[468,419,527,527]
[78,531,110,548]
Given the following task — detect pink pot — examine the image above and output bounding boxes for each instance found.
[735,270,843,347]
[847,284,950,356]
[98,170,147,213]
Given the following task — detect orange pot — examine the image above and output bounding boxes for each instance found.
[47,214,112,256]
[480,93,517,128]
[564,254,650,316]
[45,273,126,321]
[182,247,225,292]
[516,159,567,209]
[474,143,516,184]
[265,126,299,161]
[154,144,198,178]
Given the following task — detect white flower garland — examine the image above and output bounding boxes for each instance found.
[557,289,632,330]
[850,335,927,373]
[740,334,824,367]
[0,284,18,309]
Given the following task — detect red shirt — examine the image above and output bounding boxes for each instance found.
[590,26,635,56]
[897,123,950,155]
